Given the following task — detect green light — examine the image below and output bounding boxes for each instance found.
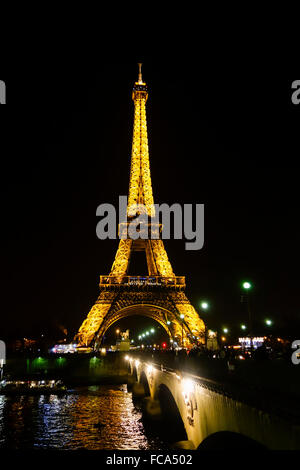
[32,357,49,370]
[265,319,272,326]
[201,301,209,310]
[146,332,149,336]
[242,281,252,290]
[89,356,100,369]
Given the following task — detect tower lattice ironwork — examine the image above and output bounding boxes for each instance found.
[75,64,205,349]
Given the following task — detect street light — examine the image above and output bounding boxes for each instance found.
[241,280,253,352]
[265,319,273,326]
[180,314,185,347]
[200,301,209,310]
[223,328,229,334]
[199,301,210,346]
[241,324,247,330]
[242,281,252,290]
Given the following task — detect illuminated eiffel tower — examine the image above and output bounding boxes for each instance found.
[75,64,205,349]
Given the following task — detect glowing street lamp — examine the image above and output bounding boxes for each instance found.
[265,319,273,326]
[242,281,252,290]
[241,280,254,352]
[241,324,247,330]
[180,314,185,347]
[223,328,229,334]
[150,328,155,333]
[200,301,209,310]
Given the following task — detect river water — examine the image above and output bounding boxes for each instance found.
[0,384,167,450]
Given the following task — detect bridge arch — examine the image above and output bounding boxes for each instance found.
[140,371,151,397]
[156,384,188,444]
[132,364,138,381]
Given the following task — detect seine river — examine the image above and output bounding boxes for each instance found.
[0,385,167,450]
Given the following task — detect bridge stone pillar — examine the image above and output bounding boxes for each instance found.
[142,397,162,421]
[127,374,135,390]
[132,381,146,398]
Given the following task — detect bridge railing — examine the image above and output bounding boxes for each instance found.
[99,275,186,289]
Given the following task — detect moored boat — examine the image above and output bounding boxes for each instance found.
[0,378,67,395]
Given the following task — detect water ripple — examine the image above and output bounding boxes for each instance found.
[0,385,165,450]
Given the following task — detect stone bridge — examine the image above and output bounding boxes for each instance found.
[126,354,300,450]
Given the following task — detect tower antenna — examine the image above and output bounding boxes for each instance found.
[138,63,143,83]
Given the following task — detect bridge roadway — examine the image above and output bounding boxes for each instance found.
[126,351,300,450]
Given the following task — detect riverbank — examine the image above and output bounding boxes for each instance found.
[2,352,129,386]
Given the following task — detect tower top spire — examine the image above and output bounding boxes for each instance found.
[138,63,143,84]
[133,63,147,101]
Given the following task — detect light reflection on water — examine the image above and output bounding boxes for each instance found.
[0,385,165,450]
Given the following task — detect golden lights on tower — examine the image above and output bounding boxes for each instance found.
[75,64,205,349]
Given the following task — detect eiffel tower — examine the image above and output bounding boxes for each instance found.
[75,64,205,350]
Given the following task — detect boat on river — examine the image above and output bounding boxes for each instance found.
[0,378,68,395]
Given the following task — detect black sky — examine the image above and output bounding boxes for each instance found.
[1,59,300,341]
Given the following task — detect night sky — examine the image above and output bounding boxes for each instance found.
[1,59,300,343]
